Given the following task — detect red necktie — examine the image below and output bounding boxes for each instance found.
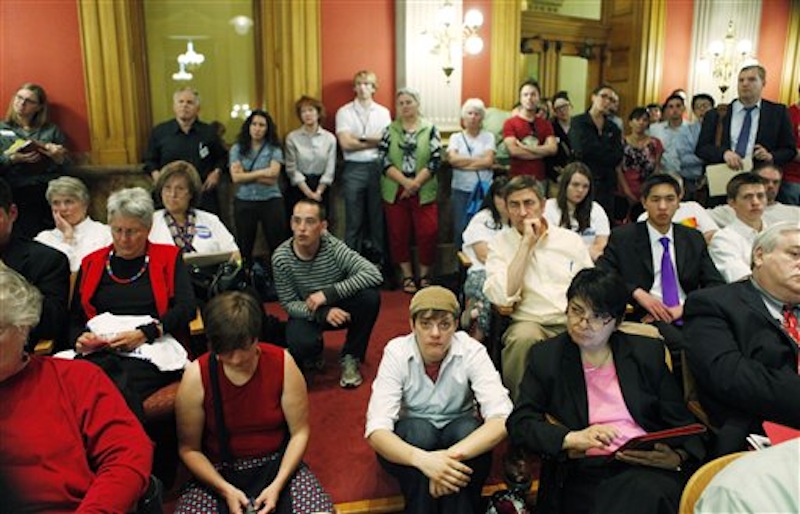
[782,305,800,373]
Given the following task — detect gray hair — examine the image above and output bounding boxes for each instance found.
[45,176,90,205]
[107,187,154,228]
[752,221,800,267]
[0,266,43,328]
[461,98,486,119]
[396,87,421,105]
[173,87,200,106]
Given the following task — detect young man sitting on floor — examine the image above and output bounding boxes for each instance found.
[365,286,513,514]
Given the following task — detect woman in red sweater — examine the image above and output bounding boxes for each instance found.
[174,291,333,514]
[0,265,153,513]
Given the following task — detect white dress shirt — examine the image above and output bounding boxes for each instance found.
[335,100,392,162]
[149,209,238,255]
[709,218,764,283]
[729,99,762,157]
[646,223,687,305]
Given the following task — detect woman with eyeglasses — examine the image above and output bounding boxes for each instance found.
[569,85,624,217]
[507,268,704,514]
[68,187,196,421]
[459,176,509,341]
[378,88,442,294]
[0,83,69,238]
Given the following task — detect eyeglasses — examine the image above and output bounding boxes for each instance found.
[417,318,455,332]
[15,94,39,106]
[567,304,614,330]
[111,226,146,238]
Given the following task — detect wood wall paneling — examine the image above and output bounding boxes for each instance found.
[778,0,800,105]
[489,1,521,109]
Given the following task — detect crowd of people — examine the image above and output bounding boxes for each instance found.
[1,62,800,514]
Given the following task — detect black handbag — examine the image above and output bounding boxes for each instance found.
[192,261,249,302]
[208,353,291,514]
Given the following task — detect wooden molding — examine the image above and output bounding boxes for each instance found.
[635,0,665,105]
[521,12,610,43]
[490,1,522,109]
[77,0,149,165]
[260,0,321,139]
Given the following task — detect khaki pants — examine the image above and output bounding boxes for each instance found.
[502,320,566,402]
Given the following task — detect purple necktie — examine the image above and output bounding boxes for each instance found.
[659,237,680,308]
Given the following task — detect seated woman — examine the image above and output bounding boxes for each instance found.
[174,291,333,514]
[35,176,112,272]
[0,266,153,513]
[459,176,508,341]
[507,268,705,514]
[69,187,196,420]
[543,162,610,261]
[150,160,240,259]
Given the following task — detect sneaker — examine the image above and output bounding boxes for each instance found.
[339,355,363,388]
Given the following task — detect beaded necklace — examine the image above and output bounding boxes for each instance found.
[105,250,150,284]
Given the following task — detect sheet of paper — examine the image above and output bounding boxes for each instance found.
[706,156,753,197]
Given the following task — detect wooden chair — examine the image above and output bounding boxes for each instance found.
[678,452,746,514]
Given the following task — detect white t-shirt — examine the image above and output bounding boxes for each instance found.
[448,130,496,192]
[461,208,504,272]
[543,198,610,248]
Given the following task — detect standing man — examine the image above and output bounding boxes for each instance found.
[675,93,715,200]
[696,65,796,171]
[272,199,382,388]
[650,93,687,176]
[335,70,392,265]
[366,286,512,514]
[502,80,557,193]
[144,87,227,215]
[570,85,624,215]
[684,222,800,456]
[709,173,768,283]
[597,174,724,351]
[779,83,800,205]
[484,176,593,400]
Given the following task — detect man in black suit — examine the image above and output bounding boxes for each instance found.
[696,64,796,170]
[597,174,724,350]
[684,222,800,456]
[0,178,69,350]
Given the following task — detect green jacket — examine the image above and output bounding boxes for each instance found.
[380,119,439,204]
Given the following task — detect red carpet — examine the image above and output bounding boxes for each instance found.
[266,290,509,504]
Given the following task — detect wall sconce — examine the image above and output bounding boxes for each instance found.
[701,21,755,100]
[420,1,484,82]
[172,62,193,81]
[229,15,253,36]
[230,104,252,120]
[178,41,205,70]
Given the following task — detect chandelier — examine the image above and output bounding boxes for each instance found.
[703,21,755,100]
[420,1,484,82]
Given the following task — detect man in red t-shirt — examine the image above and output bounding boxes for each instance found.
[502,80,557,191]
[779,83,800,205]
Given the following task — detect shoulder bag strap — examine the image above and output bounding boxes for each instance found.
[209,353,234,464]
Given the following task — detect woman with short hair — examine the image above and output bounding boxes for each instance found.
[35,176,112,271]
[69,187,196,420]
[448,98,496,250]
[175,291,333,514]
[284,96,337,215]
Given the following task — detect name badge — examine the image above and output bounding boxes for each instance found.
[198,143,209,159]
[195,224,212,239]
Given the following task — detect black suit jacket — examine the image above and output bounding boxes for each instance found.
[596,222,724,320]
[695,99,797,166]
[684,281,800,455]
[2,237,70,348]
[507,331,705,461]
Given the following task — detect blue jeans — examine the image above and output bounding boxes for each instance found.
[778,180,800,206]
[378,415,492,514]
[451,189,472,251]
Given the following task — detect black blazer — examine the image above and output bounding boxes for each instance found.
[695,99,797,166]
[507,331,705,462]
[2,237,70,348]
[684,281,800,455]
[596,222,724,320]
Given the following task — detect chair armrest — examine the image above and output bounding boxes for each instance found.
[189,308,204,336]
[34,339,54,355]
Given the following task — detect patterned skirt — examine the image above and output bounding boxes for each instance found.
[174,453,334,514]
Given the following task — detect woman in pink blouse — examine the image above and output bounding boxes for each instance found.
[506,268,705,514]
